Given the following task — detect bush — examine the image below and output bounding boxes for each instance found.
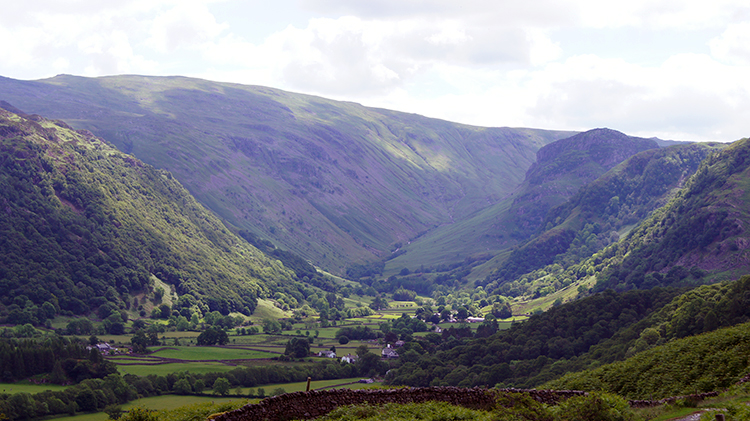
[552,392,635,421]
[494,392,553,421]
[119,407,158,421]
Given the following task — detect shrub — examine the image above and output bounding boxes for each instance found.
[552,392,635,421]
[119,407,158,421]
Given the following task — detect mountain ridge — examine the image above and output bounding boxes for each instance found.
[0,74,573,273]
[383,128,664,279]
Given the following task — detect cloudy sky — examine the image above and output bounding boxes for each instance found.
[2,0,750,141]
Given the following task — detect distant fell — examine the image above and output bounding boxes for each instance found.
[386,128,660,277]
[0,74,572,273]
[507,128,659,238]
[481,141,722,290]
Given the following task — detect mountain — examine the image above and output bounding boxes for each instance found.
[0,74,572,273]
[594,137,750,291]
[479,141,723,293]
[0,107,304,321]
[504,128,660,238]
[383,128,661,276]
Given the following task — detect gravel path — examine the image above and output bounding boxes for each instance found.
[673,412,704,421]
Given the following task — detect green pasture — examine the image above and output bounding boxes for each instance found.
[342,295,371,309]
[348,316,384,324]
[223,334,288,346]
[146,346,276,360]
[48,411,109,421]
[159,331,202,339]
[117,362,239,376]
[50,395,249,421]
[0,382,69,394]
[248,299,291,323]
[123,395,249,411]
[239,377,379,395]
[512,274,596,315]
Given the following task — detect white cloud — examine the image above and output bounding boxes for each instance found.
[2,0,750,141]
[709,22,750,65]
[147,2,229,53]
[196,15,551,97]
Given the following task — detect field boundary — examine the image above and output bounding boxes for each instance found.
[210,387,584,421]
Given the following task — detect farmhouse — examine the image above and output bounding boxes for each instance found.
[341,354,359,364]
[317,350,336,358]
[381,345,399,359]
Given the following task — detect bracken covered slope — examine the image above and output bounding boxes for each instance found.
[0,107,295,318]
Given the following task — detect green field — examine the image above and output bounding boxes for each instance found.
[250,377,379,395]
[248,299,292,323]
[146,346,277,360]
[36,379,379,421]
[117,362,240,376]
[50,395,249,421]
[0,382,68,394]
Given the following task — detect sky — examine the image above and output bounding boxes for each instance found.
[2,1,750,141]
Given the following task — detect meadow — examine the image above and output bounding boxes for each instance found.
[0,382,69,394]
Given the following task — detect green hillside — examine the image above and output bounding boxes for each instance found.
[383,274,750,393]
[594,137,750,291]
[0,75,572,274]
[385,128,660,276]
[543,319,750,399]
[480,142,723,296]
[0,107,299,320]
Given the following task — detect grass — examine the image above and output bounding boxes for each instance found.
[0,382,69,394]
[47,412,109,421]
[117,362,239,376]
[248,299,291,323]
[511,274,597,315]
[42,378,379,421]
[146,346,276,360]
[49,395,249,421]
[238,377,379,395]
[122,395,247,411]
[383,198,516,275]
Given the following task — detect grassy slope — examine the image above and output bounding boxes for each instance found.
[0,75,572,273]
[594,137,750,291]
[384,197,513,276]
[389,129,662,277]
[477,142,724,312]
[543,320,750,399]
[0,107,294,315]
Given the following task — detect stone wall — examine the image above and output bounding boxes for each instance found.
[628,391,720,408]
[209,387,586,421]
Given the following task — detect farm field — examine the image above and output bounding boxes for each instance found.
[107,344,285,376]
[248,377,380,395]
[117,361,240,376]
[35,378,380,421]
[0,382,69,394]
[50,395,249,421]
[146,346,277,360]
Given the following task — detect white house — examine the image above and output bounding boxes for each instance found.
[381,344,399,359]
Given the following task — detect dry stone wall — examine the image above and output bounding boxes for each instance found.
[209,387,586,421]
[628,391,720,408]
